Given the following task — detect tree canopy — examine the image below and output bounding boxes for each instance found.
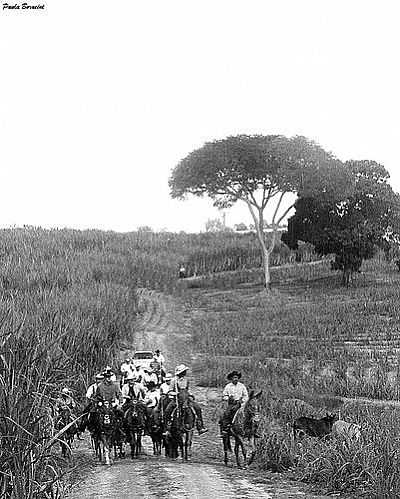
[282,160,400,285]
[169,134,345,288]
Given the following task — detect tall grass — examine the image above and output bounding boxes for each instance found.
[0,228,140,497]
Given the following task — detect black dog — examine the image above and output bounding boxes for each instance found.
[293,413,338,438]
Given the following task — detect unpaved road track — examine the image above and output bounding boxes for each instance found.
[67,289,329,499]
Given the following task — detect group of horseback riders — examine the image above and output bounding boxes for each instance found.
[55,348,253,460]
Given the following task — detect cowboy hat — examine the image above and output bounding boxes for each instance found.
[95,373,104,380]
[164,372,173,380]
[175,364,189,376]
[102,369,114,377]
[227,370,241,380]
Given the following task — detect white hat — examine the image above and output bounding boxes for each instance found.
[175,364,189,376]
[95,373,104,380]
[164,372,173,380]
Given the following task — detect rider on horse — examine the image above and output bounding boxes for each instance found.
[56,388,76,416]
[219,370,249,437]
[120,357,135,387]
[86,373,104,401]
[122,376,146,401]
[96,368,123,406]
[164,364,208,436]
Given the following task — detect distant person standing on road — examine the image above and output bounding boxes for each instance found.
[178,264,186,279]
[153,349,165,367]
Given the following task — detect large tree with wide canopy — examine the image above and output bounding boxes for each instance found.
[169,134,348,288]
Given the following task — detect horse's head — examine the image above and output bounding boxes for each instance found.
[177,389,190,409]
[243,390,262,435]
[125,401,144,430]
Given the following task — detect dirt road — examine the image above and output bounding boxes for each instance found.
[67,289,328,499]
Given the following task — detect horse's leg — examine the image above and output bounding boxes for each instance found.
[131,431,136,459]
[234,438,241,468]
[247,436,256,465]
[98,437,103,463]
[223,435,229,466]
[104,437,111,466]
[187,430,193,461]
[241,439,247,468]
[179,436,184,460]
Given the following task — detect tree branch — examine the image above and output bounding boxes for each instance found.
[272,192,285,224]
[277,203,296,225]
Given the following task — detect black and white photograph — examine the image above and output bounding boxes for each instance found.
[1,1,400,497]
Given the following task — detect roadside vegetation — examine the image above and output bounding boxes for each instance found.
[188,256,400,498]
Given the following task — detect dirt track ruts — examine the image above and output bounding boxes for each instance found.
[67,289,329,499]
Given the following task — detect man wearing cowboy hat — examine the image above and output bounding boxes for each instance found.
[219,370,249,437]
[96,368,123,406]
[122,375,146,401]
[85,373,104,402]
[164,364,208,435]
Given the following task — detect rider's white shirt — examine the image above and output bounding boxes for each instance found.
[144,389,160,407]
[160,382,172,395]
[86,383,97,400]
[222,382,249,404]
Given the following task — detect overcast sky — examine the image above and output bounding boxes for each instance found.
[1,0,399,232]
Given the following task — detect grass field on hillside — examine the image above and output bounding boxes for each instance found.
[187,261,400,497]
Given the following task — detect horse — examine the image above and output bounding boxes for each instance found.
[166,390,195,461]
[56,406,77,460]
[148,406,163,455]
[112,409,127,459]
[222,390,262,468]
[89,401,118,465]
[123,399,147,459]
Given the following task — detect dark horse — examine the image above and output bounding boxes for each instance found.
[123,400,146,459]
[166,390,195,461]
[90,401,117,465]
[222,390,262,468]
[148,406,163,456]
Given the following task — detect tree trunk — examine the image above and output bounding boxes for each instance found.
[342,267,351,286]
[263,246,271,289]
